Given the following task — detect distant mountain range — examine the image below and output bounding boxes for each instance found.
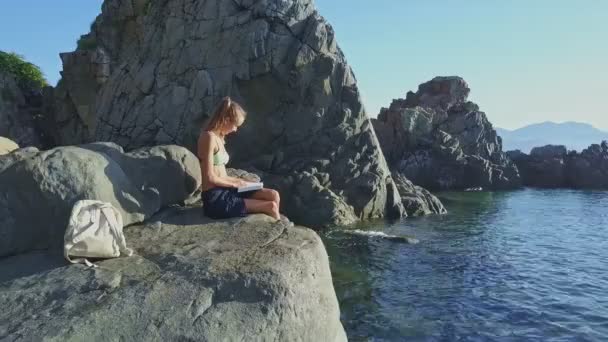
[496,122,608,153]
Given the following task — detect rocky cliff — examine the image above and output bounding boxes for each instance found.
[0,71,47,148]
[372,76,521,191]
[39,0,451,226]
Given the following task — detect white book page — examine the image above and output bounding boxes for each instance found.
[237,182,263,193]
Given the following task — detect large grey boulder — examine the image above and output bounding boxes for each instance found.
[0,142,201,257]
[373,76,522,191]
[509,141,608,189]
[0,146,39,173]
[43,0,407,227]
[0,210,346,341]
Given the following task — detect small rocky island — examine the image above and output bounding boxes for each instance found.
[507,142,608,188]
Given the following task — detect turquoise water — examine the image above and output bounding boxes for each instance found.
[323,189,608,341]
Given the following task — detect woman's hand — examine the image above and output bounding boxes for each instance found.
[234,179,249,188]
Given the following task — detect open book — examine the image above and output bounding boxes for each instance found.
[237,182,263,193]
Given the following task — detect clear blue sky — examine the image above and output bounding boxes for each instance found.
[1,1,606,130]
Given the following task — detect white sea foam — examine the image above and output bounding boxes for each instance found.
[344,230,419,244]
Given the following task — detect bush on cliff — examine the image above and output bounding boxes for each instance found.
[0,51,48,89]
[76,34,97,51]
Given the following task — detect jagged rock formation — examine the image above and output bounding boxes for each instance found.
[0,211,347,341]
[0,71,47,148]
[0,142,200,257]
[393,173,446,215]
[372,76,521,191]
[508,141,608,189]
[39,0,448,227]
[42,49,110,146]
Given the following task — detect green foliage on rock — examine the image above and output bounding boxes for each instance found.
[77,34,98,51]
[0,51,48,89]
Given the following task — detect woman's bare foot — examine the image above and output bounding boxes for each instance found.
[270,202,280,220]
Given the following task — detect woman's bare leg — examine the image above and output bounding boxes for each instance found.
[244,198,280,220]
[249,188,280,210]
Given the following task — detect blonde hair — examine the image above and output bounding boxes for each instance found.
[205,96,247,132]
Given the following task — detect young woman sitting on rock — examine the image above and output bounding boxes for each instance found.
[197,96,281,220]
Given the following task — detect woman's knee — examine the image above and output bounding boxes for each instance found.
[268,201,279,212]
[270,189,280,203]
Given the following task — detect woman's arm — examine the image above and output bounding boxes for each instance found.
[197,132,244,188]
[226,175,253,184]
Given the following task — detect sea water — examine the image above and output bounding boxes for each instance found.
[323,189,608,341]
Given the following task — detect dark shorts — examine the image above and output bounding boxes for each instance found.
[201,187,257,219]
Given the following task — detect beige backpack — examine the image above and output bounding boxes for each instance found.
[64,200,133,267]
